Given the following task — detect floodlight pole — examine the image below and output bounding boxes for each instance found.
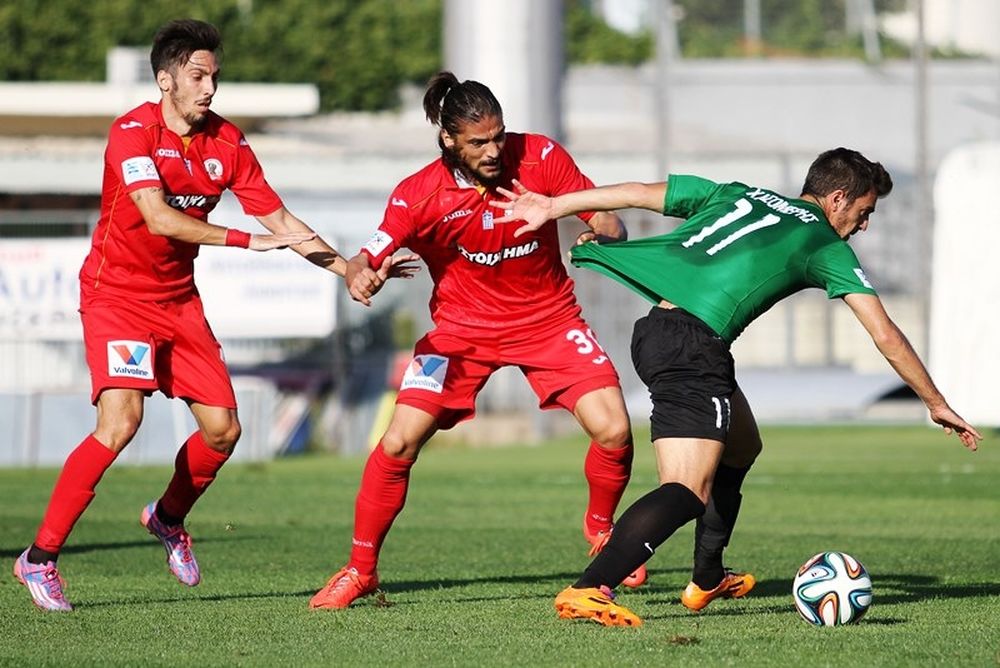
[744,0,762,57]
[847,0,882,62]
[443,0,563,140]
[652,0,679,241]
[913,0,931,349]
[654,0,678,182]
[860,0,883,62]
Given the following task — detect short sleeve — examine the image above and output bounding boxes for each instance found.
[360,186,414,266]
[807,242,879,298]
[536,137,598,222]
[663,175,723,218]
[106,119,160,193]
[230,133,283,216]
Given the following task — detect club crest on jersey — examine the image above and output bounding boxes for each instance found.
[482,211,494,230]
[401,355,448,393]
[107,340,154,379]
[204,158,224,181]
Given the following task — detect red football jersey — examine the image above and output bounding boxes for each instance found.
[361,133,597,329]
[79,101,283,302]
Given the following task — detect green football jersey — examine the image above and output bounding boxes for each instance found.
[570,174,877,343]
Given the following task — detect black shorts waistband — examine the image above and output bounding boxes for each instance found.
[646,305,725,342]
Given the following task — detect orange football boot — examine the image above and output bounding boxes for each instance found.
[555,585,642,627]
[309,566,379,609]
[680,569,756,612]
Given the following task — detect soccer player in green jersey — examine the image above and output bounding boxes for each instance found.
[492,147,982,627]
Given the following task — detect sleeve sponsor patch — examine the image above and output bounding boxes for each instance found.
[364,230,394,257]
[121,156,159,185]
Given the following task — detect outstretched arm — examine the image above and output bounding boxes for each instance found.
[256,207,347,274]
[257,209,420,304]
[130,187,315,251]
[844,293,982,450]
[491,179,667,238]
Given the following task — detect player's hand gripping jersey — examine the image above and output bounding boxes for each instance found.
[79,102,283,302]
[361,133,597,329]
[571,175,878,343]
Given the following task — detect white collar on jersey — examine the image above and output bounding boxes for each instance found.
[453,169,478,189]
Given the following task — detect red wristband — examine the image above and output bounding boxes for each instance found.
[225,229,251,248]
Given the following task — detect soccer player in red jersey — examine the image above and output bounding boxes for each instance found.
[13,19,414,612]
[310,72,643,610]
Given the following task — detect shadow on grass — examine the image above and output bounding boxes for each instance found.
[0,535,254,560]
[639,579,792,619]
[871,573,1000,605]
[79,589,319,609]
[60,567,690,610]
[49,571,602,610]
[76,574,581,610]
[635,573,1000,622]
[326,566,692,601]
[12,541,995,615]
[671,574,1000,606]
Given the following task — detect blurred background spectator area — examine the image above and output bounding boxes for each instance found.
[1,0,997,464]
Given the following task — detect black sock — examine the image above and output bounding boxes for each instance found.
[155,502,183,528]
[692,463,750,590]
[27,544,59,565]
[575,482,706,589]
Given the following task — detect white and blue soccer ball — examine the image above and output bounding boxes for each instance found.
[792,551,872,626]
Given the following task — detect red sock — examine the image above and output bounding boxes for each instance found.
[34,435,119,553]
[158,431,230,521]
[348,445,415,576]
[584,441,633,536]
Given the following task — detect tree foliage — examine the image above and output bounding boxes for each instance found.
[0,0,952,113]
[676,0,916,59]
[565,0,653,65]
[0,0,441,111]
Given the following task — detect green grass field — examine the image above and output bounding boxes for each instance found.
[1,425,997,666]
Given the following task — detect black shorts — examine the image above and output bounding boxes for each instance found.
[631,306,736,442]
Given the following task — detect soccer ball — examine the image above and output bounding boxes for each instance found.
[792,551,872,626]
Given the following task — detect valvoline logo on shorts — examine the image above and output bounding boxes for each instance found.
[400,354,448,393]
[107,340,154,379]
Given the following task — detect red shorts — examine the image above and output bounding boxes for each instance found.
[80,292,236,408]
[397,314,621,429]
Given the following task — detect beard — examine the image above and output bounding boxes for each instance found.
[442,146,503,187]
[170,86,208,130]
